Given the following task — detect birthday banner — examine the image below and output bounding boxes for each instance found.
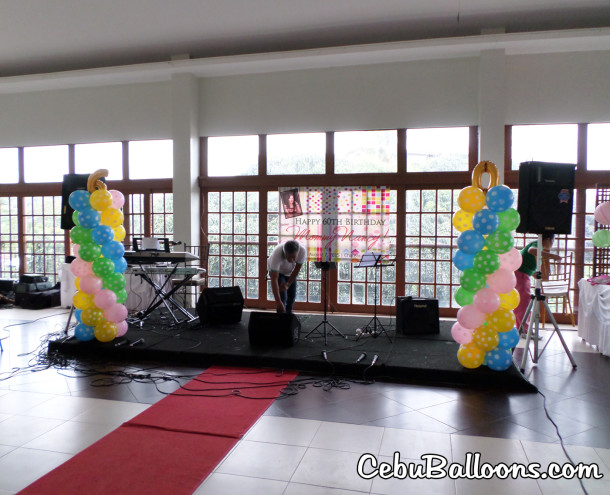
[279,186,393,262]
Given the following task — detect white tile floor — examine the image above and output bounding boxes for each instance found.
[1,308,609,494]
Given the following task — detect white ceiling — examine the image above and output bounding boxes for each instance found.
[2,0,610,77]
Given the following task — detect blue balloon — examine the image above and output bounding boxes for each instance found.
[74,323,95,342]
[91,225,114,245]
[457,230,485,255]
[74,309,83,323]
[497,327,520,349]
[68,190,91,211]
[113,256,128,273]
[472,208,499,235]
[77,207,101,229]
[485,348,514,371]
[101,240,125,260]
[486,185,514,213]
[453,250,475,271]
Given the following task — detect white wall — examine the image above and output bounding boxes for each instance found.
[0,82,171,148]
[1,50,609,147]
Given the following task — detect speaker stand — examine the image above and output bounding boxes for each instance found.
[519,234,577,372]
[305,263,346,345]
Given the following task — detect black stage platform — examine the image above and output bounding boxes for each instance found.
[48,310,536,392]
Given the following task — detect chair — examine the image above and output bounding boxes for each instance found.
[540,251,576,327]
[172,244,208,308]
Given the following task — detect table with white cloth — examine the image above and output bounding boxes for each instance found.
[577,277,610,356]
[59,263,168,312]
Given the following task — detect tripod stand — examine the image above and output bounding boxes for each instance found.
[305,261,347,345]
[356,252,394,342]
[519,234,577,372]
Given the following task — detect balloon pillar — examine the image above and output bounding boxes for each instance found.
[69,169,129,342]
[593,201,610,248]
[451,161,522,371]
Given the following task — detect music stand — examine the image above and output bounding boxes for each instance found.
[356,252,395,342]
[304,261,347,345]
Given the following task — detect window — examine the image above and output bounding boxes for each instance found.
[129,140,173,179]
[0,197,19,278]
[334,130,397,174]
[207,191,260,298]
[267,133,325,175]
[22,196,64,283]
[0,148,19,184]
[511,124,578,170]
[407,127,469,172]
[587,123,610,171]
[24,145,69,183]
[208,136,258,177]
[152,193,174,241]
[75,142,123,180]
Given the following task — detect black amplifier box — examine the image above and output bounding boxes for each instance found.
[0,279,17,293]
[20,274,49,284]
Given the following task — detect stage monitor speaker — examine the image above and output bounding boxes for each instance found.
[516,161,576,235]
[61,174,106,230]
[196,286,244,325]
[396,296,440,335]
[248,312,300,347]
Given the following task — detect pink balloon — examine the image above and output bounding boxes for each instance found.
[115,320,129,337]
[457,304,486,329]
[110,190,125,209]
[473,287,501,314]
[451,322,474,345]
[498,248,522,272]
[94,289,117,310]
[72,244,80,257]
[594,202,610,225]
[487,268,517,293]
[70,258,93,277]
[79,275,103,295]
[104,303,128,323]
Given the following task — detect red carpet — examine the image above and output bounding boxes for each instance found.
[19,366,298,495]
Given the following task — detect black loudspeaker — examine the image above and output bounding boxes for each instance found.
[196,286,244,325]
[61,174,106,230]
[396,297,440,335]
[248,312,301,347]
[516,161,576,235]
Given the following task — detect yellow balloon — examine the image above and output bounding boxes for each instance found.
[90,189,113,211]
[101,208,124,228]
[94,320,118,343]
[487,308,516,333]
[499,289,520,311]
[73,291,95,310]
[81,307,104,327]
[457,186,486,213]
[472,326,500,351]
[452,209,474,232]
[457,343,486,369]
[113,225,126,242]
[74,277,81,291]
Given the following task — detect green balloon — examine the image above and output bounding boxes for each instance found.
[460,267,486,292]
[92,257,115,278]
[115,288,128,304]
[78,242,102,262]
[497,208,520,231]
[70,226,92,245]
[485,228,514,254]
[103,272,126,292]
[473,250,500,275]
[592,229,610,248]
[72,210,80,227]
[455,287,475,306]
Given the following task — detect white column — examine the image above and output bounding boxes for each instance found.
[171,73,200,247]
[478,49,507,184]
